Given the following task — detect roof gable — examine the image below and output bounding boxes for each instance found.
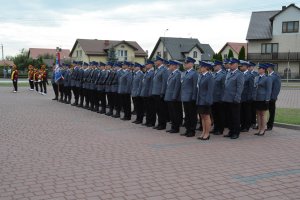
[219,42,247,54]
[28,48,70,59]
[70,39,147,57]
[270,4,300,21]
[150,37,214,61]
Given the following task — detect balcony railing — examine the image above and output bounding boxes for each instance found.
[247,52,300,61]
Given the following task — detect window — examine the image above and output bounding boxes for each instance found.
[79,50,82,57]
[163,51,167,59]
[261,43,278,54]
[193,51,197,58]
[157,52,161,56]
[76,50,78,57]
[224,54,227,59]
[282,21,299,33]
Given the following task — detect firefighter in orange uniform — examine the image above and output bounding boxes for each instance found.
[11,65,19,93]
[28,65,34,91]
[33,67,40,93]
[40,65,48,95]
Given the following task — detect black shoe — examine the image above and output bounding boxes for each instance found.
[146,124,154,127]
[266,127,272,131]
[199,135,210,140]
[180,133,187,136]
[105,112,113,116]
[135,121,142,124]
[52,98,58,100]
[169,129,179,133]
[132,120,138,123]
[223,134,231,137]
[213,131,223,135]
[112,114,120,118]
[230,134,239,139]
[121,117,131,121]
[142,123,148,126]
[153,126,159,130]
[240,128,249,132]
[156,126,166,130]
[166,129,172,133]
[186,133,195,137]
[258,130,266,136]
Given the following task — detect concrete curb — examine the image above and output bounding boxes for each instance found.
[274,122,300,130]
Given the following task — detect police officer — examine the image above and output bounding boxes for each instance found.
[181,57,198,137]
[196,61,215,140]
[266,63,281,131]
[89,62,99,111]
[222,58,244,139]
[105,62,115,116]
[131,63,145,124]
[97,62,108,114]
[152,56,169,130]
[51,65,58,100]
[83,63,93,109]
[118,61,133,120]
[164,60,182,133]
[253,63,272,136]
[239,60,254,132]
[71,61,80,106]
[211,60,226,135]
[109,63,123,118]
[248,62,259,128]
[77,61,85,107]
[140,60,155,127]
[63,64,72,104]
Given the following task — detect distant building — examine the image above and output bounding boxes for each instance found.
[0,60,14,67]
[69,39,147,64]
[28,48,70,66]
[219,42,247,59]
[246,3,300,78]
[149,37,214,64]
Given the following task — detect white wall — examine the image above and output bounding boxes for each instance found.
[273,6,300,36]
[152,40,171,60]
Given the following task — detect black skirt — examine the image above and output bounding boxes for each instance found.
[255,101,269,111]
[197,105,211,115]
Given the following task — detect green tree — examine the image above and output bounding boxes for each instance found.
[107,47,118,62]
[238,46,246,60]
[228,49,234,59]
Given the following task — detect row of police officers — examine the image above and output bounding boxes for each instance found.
[52,56,281,140]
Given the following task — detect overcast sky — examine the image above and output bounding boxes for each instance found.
[0,0,297,57]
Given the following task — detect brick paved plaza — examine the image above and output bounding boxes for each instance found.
[0,87,300,200]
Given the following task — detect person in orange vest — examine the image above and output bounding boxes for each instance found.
[39,65,48,95]
[33,67,40,92]
[11,65,19,93]
[28,65,34,91]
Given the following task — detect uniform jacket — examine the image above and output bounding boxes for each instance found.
[164,69,181,102]
[131,70,144,97]
[105,70,115,92]
[269,72,281,101]
[97,70,108,92]
[212,70,226,103]
[118,70,133,94]
[222,69,245,103]
[71,66,78,87]
[241,71,254,102]
[196,72,215,106]
[89,69,98,90]
[63,69,71,87]
[111,69,124,93]
[151,65,168,96]
[253,75,272,101]
[140,69,154,97]
[180,69,198,102]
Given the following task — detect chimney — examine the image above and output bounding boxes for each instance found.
[282,6,287,10]
[104,40,109,46]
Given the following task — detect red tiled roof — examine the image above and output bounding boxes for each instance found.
[219,42,248,54]
[0,60,14,66]
[28,48,70,59]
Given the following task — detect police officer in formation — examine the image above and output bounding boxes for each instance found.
[54,56,281,141]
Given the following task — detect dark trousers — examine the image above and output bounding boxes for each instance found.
[34,82,39,92]
[121,93,131,119]
[59,84,64,100]
[153,95,167,127]
[267,100,276,129]
[90,89,97,110]
[107,92,114,111]
[42,81,47,94]
[168,101,183,131]
[72,86,79,103]
[99,91,107,110]
[211,102,225,133]
[29,80,34,89]
[79,87,84,106]
[64,86,72,102]
[224,102,241,136]
[144,97,156,125]
[52,83,58,98]
[183,101,197,133]
[13,80,18,91]
[133,97,144,122]
[240,101,252,130]
[84,88,90,107]
[251,101,257,125]
[39,82,43,93]
[114,93,121,113]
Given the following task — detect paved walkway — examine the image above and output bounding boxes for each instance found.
[0,88,300,200]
